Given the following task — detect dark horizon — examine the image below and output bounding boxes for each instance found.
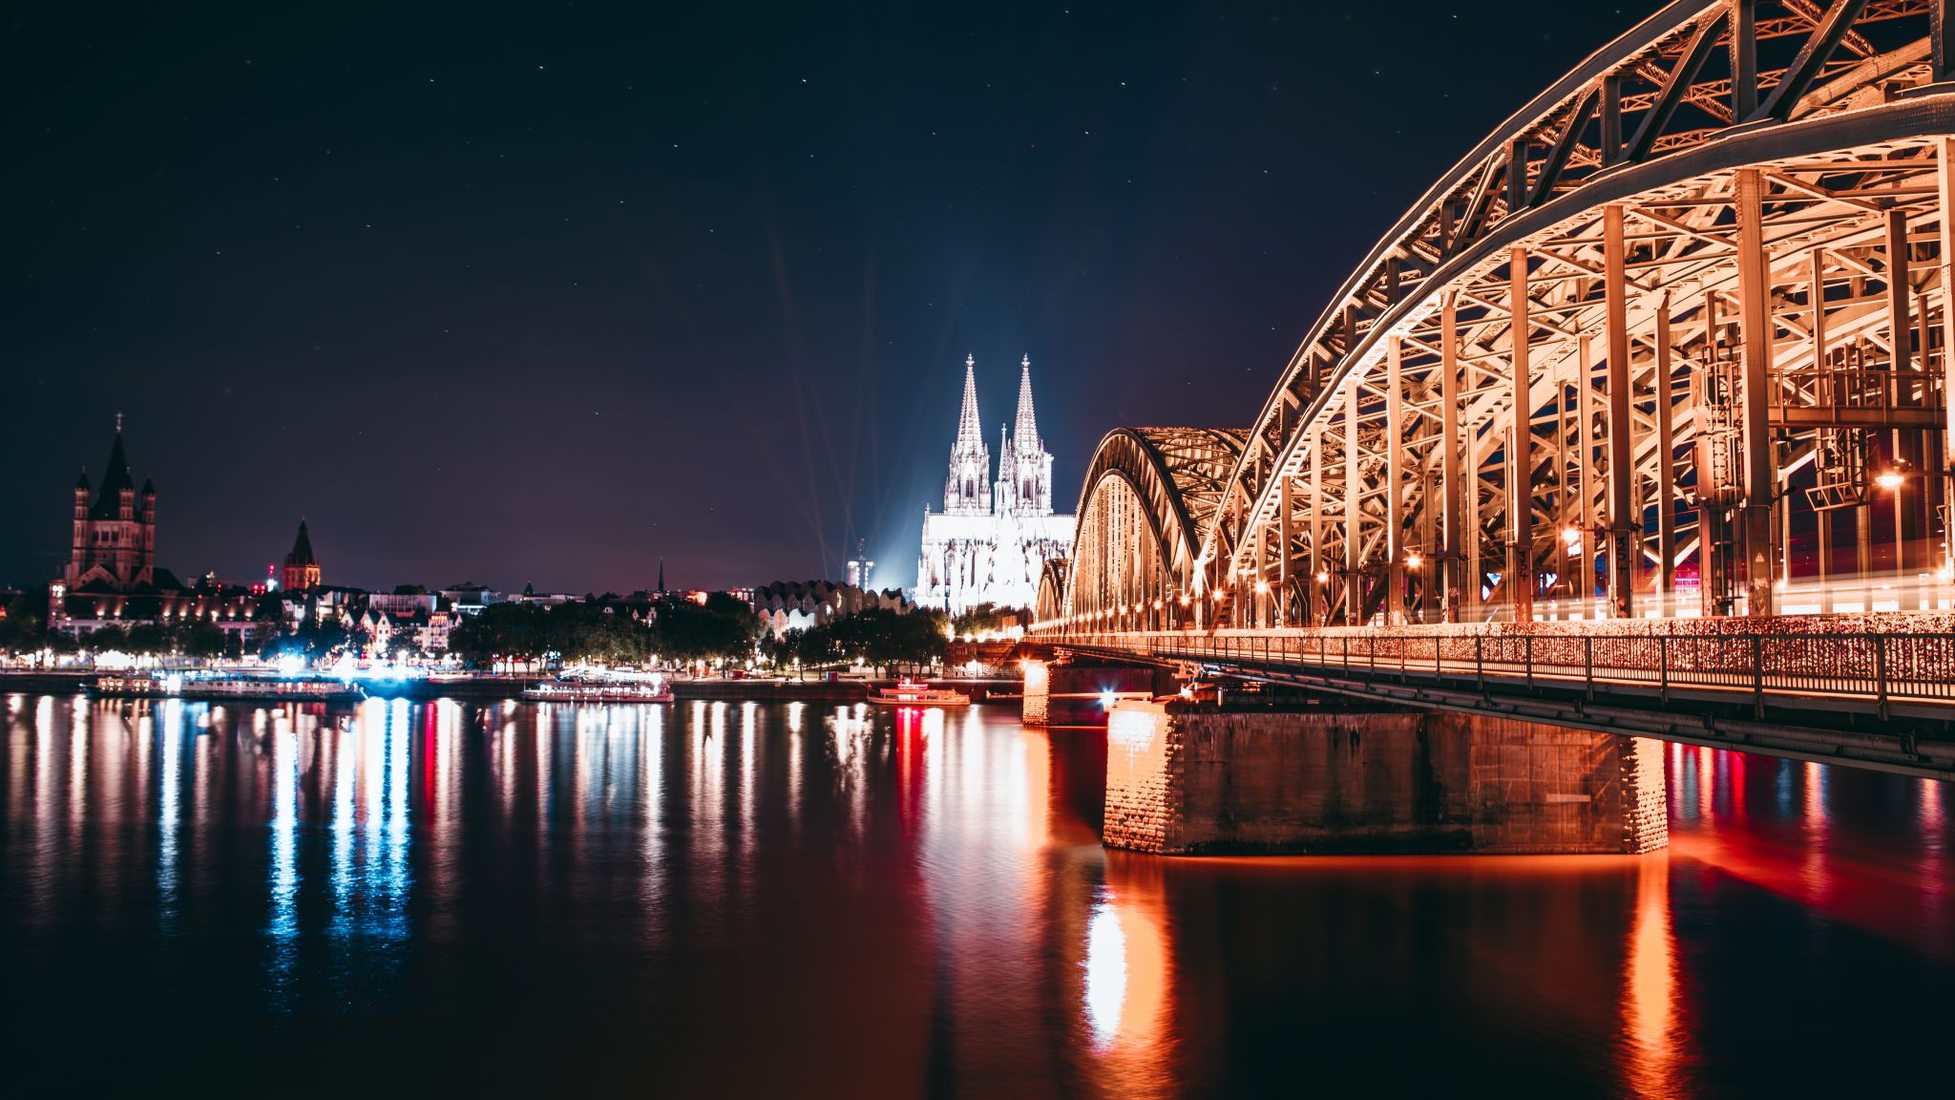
[1,2,1640,593]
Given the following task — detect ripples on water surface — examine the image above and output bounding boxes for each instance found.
[1,694,1950,1096]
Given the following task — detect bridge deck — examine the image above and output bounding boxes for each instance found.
[1053,628,1955,780]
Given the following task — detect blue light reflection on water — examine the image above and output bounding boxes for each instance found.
[265,710,299,1013]
[154,700,184,933]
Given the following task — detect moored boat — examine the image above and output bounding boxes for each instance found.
[868,679,971,707]
[520,681,675,703]
[90,672,362,703]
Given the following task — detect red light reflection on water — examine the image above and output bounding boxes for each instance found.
[1668,748,1954,963]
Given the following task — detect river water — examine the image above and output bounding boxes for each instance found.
[0,694,1949,1096]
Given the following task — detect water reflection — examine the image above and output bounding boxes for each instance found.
[266,710,299,1010]
[1667,747,1953,962]
[1623,855,1679,1098]
[0,697,1949,1095]
[155,701,183,931]
[1087,855,1173,1094]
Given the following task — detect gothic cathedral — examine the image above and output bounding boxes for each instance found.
[916,355,1074,614]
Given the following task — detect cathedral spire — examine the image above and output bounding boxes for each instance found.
[1012,354,1040,451]
[943,354,992,516]
[955,353,983,450]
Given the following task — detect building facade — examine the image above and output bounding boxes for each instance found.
[751,579,911,640]
[916,355,1074,614]
[845,540,876,591]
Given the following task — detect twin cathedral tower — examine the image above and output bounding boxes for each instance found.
[916,354,1075,615]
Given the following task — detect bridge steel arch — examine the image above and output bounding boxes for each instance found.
[1060,428,1247,630]
[1041,0,1955,635]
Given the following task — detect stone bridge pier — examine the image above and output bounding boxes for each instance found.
[1020,656,1176,728]
[1101,700,1667,856]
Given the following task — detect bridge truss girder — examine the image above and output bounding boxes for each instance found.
[1064,428,1246,630]
[1043,0,1955,633]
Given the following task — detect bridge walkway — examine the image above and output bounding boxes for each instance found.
[1052,627,1955,780]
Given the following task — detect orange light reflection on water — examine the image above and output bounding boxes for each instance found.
[1624,855,1680,1099]
[1089,853,1176,1097]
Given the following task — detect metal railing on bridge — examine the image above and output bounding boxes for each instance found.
[1055,628,1955,717]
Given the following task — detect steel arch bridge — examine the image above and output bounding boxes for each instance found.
[1044,0,1955,634]
[1054,428,1248,629]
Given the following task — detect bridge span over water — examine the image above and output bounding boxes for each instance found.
[1032,0,1955,783]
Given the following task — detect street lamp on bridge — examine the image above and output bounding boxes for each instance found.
[1878,462,1916,585]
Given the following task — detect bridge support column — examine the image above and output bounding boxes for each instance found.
[1102,702,1667,855]
[1441,294,1465,622]
[1387,336,1408,623]
[1510,247,1537,622]
[1278,474,1291,626]
[1309,423,1325,626]
[1655,295,1678,610]
[1941,137,1955,581]
[1735,167,1777,616]
[1604,204,1637,617]
[1345,375,1363,625]
[1021,659,1050,726]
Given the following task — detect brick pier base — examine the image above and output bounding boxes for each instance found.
[1103,702,1667,855]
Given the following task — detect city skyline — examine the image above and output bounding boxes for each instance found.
[0,3,1641,591]
[5,4,1954,1095]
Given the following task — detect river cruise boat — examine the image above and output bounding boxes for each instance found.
[520,680,675,704]
[868,679,971,707]
[91,672,362,703]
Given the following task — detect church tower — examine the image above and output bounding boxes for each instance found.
[994,354,1054,516]
[282,520,322,591]
[64,418,156,590]
[942,354,992,515]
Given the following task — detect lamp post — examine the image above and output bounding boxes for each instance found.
[1878,462,1915,605]
[1404,551,1423,623]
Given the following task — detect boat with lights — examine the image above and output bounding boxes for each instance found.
[520,680,675,703]
[90,672,363,702]
[868,679,971,707]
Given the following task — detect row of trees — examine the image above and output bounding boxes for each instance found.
[0,590,241,658]
[2,585,954,676]
[445,593,766,669]
[951,601,1025,637]
[761,606,947,675]
[0,590,50,655]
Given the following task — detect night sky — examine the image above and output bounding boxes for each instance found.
[2,2,1641,594]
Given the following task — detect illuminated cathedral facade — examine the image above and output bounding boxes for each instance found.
[916,355,1074,614]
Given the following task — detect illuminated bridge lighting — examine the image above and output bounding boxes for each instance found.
[1030,2,1955,640]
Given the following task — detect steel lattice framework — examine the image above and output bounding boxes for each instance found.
[1060,428,1247,629]
[1045,0,1955,632]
